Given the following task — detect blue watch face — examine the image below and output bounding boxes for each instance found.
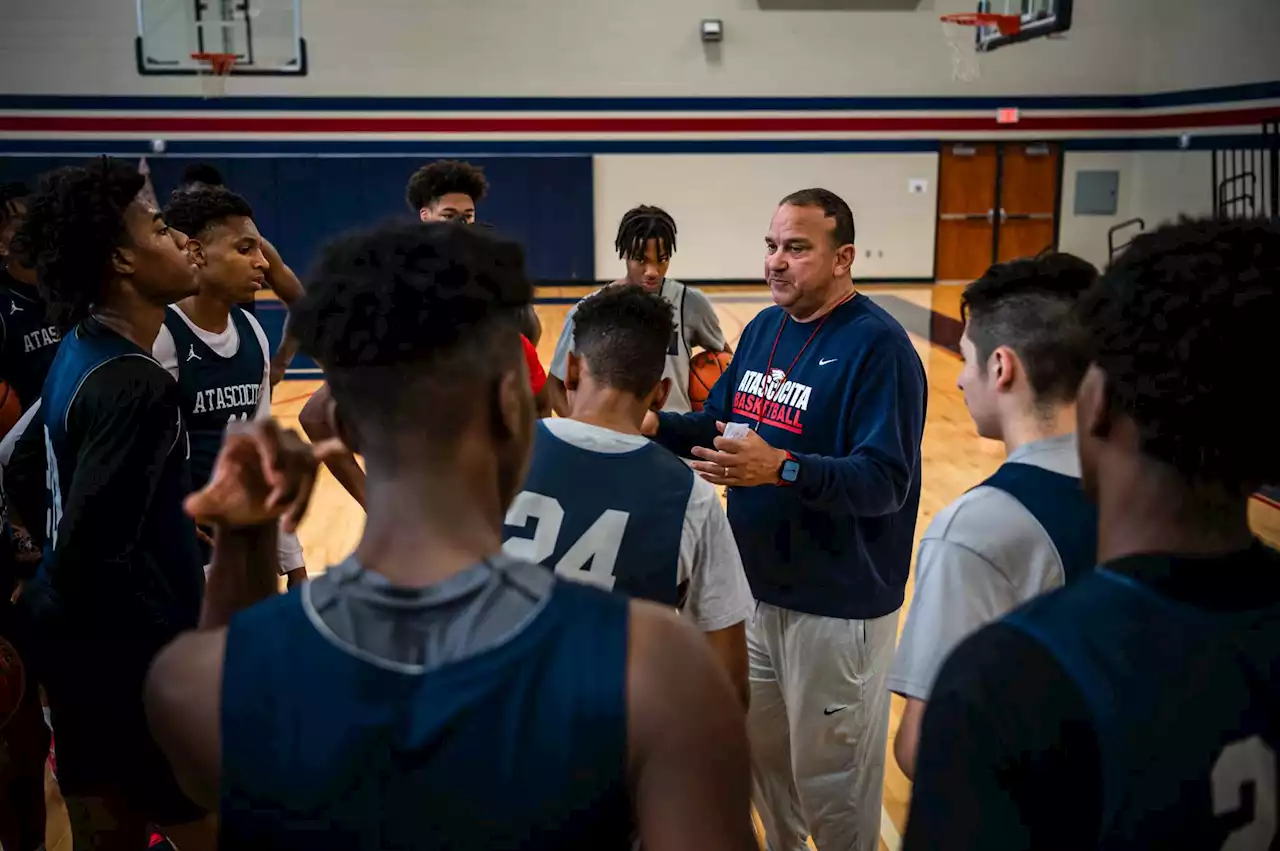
[781,459,800,483]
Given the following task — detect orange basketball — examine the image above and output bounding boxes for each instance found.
[0,382,21,440]
[689,351,732,412]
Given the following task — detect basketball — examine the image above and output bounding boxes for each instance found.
[0,382,22,440]
[689,351,732,412]
[0,635,26,730]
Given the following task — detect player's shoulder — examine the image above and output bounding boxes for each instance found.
[236,306,271,354]
[933,615,1072,706]
[671,279,711,303]
[74,349,178,418]
[921,484,1057,578]
[925,482,1043,542]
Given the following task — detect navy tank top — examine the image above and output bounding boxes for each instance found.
[220,569,633,850]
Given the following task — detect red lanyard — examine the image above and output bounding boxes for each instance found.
[755,290,856,430]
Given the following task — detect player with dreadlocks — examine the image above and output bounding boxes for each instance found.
[299,159,548,508]
[547,205,731,417]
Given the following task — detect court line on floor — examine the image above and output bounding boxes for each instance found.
[882,805,903,851]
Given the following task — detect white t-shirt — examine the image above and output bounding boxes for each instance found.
[537,418,754,632]
[153,305,272,422]
[154,305,304,573]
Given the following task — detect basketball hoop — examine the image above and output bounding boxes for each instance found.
[192,52,237,99]
[939,13,1022,82]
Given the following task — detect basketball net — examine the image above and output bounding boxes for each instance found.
[939,14,1021,83]
[941,19,983,82]
[192,53,236,99]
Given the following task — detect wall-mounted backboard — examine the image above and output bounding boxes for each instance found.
[136,0,306,75]
[976,0,1073,51]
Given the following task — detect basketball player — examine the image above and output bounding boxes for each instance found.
[503,284,752,704]
[18,157,214,850]
[0,187,59,557]
[159,185,307,587]
[645,189,927,851]
[547,205,730,417]
[0,184,51,851]
[405,158,542,345]
[888,252,1099,779]
[142,220,757,851]
[0,186,61,412]
[904,217,1280,849]
[301,159,548,505]
[174,163,307,384]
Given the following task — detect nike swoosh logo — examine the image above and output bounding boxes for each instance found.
[823,705,848,715]
[819,358,837,366]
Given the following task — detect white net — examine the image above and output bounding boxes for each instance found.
[195,55,235,99]
[942,20,982,82]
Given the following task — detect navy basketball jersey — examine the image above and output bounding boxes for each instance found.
[1004,554,1280,849]
[503,420,694,607]
[0,273,61,408]
[220,577,633,851]
[977,462,1098,583]
[39,321,202,626]
[164,306,264,490]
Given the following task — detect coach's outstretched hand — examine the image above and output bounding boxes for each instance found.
[185,420,345,534]
[690,421,788,488]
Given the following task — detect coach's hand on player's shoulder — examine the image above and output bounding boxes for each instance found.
[185,419,346,534]
[690,421,788,488]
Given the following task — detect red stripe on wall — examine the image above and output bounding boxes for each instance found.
[2,106,1277,135]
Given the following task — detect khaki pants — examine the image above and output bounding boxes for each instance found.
[748,602,899,851]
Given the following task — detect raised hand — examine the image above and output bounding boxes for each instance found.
[184,419,345,534]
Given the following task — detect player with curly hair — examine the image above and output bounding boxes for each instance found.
[300,158,547,507]
[888,251,1099,779]
[142,220,757,851]
[905,217,1280,850]
[15,157,215,850]
[158,186,308,587]
[405,158,489,224]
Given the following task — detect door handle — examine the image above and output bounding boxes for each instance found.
[1002,211,1055,221]
[939,211,997,222]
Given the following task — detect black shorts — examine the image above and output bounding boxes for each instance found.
[18,588,207,826]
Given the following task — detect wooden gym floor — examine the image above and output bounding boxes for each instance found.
[40,283,1280,851]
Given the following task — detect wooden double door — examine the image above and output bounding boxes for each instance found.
[936,142,1062,281]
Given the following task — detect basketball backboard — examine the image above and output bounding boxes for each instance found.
[136,0,306,75]
[975,0,1072,51]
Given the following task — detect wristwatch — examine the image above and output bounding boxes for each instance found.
[777,451,800,486]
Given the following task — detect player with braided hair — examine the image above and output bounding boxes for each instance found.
[16,157,215,850]
[547,204,730,417]
[906,217,1280,850]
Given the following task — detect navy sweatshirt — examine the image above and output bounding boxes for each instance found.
[656,293,926,620]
